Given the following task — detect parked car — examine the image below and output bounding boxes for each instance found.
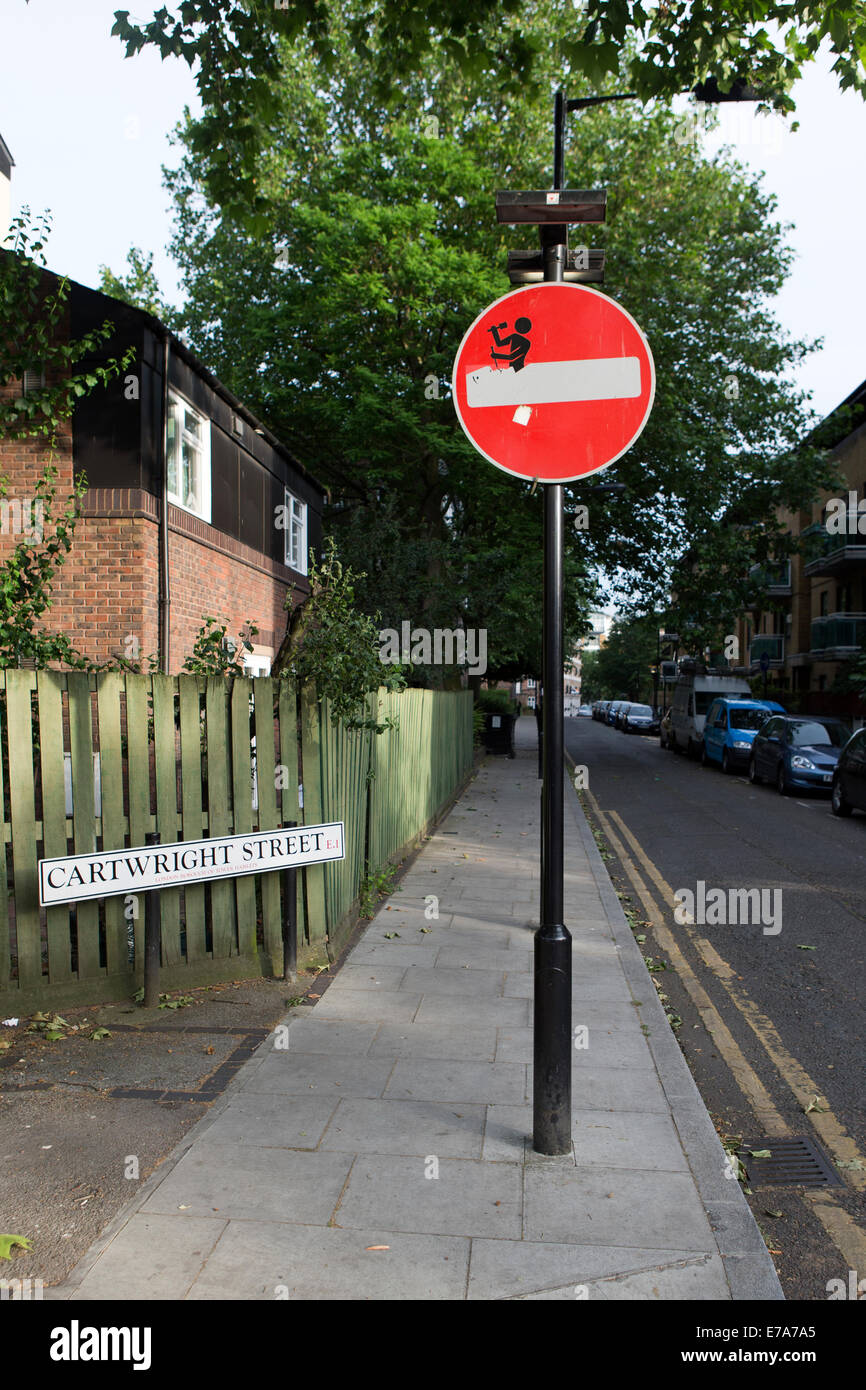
[623,703,659,734]
[578,704,592,717]
[749,715,852,795]
[614,702,632,729]
[606,701,624,726]
[831,728,866,816]
[668,667,753,756]
[701,698,786,773]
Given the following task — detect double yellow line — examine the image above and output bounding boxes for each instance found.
[583,786,866,1277]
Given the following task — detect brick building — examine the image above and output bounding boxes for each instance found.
[731,377,866,714]
[0,262,325,673]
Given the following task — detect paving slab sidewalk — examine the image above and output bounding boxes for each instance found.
[51,717,783,1301]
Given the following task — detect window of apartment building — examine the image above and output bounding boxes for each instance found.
[836,583,852,613]
[243,651,272,677]
[167,391,211,522]
[23,366,46,394]
[284,490,308,574]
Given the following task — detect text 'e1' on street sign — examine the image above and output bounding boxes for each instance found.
[452,282,655,483]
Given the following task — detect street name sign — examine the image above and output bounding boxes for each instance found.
[39,822,345,907]
[452,282,655,484]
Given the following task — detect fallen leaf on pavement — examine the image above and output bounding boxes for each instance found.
[0,1234,32,1259]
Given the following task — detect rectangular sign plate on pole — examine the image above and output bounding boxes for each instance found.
[39,822,345,907]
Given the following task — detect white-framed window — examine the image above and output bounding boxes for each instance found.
[243,651,272,677]
[166,391,211,522]
[284,489,308,575]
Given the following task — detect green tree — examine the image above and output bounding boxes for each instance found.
[182,616,259,676]
[108,0,866,223]
[153,4,831,674]
[577,647,600,702]
[593,615,659,702]
[273,537,406,729]
[98,247,176,323]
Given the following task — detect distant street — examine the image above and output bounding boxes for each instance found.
[565,714,866,1300]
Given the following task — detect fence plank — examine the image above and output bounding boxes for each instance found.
[7,672,41,986]
[300,688,327,949]
[253,678,281,971]
[96,673,129,978]
[230,676,257,959]
[67,673,100,980]
[178,675,207,962]
[0,675,9,989]
[125,674,151,971]
[37,671,71,984]
[152,674,182,967]
[278,679,305,947]
[205,677,235,958]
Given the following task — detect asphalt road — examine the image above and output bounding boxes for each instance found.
[565,713,866,1302]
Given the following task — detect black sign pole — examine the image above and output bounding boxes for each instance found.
[533,90,573,1155]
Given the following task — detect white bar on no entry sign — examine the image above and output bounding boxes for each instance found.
[466,356,641,408]
[38,822,345,906]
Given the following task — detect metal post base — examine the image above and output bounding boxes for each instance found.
[532,925,572,1154]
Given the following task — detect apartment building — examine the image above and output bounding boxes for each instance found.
[733,377,866,715]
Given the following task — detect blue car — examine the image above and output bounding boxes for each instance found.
[701,698,786,774]
[749,715,852,795]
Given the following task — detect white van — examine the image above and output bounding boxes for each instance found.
[669,668,752,756]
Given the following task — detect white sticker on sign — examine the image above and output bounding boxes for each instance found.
[467,357,641,409]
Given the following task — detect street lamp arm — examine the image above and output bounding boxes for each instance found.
[566,78,769,116]
[566,93,639,111]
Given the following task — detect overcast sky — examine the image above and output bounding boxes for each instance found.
[2,0,864,421]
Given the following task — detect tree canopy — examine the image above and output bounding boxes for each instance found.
[590,614,660,702]
[117,2,838,676]
[107,0,866,223]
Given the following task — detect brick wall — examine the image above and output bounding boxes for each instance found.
[0,494,303,671]
[165,521,299,668]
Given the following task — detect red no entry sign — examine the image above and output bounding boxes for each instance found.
[452,283,655,483]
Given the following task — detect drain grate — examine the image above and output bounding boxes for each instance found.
[739,1135,843,1188]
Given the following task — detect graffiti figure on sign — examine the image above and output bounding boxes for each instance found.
[487,317,532,372]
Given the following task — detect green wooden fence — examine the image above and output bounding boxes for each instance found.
[0,672,473,1013]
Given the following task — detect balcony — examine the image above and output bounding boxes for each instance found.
[802,521,866,579]
[810,613,866,658]
[748,559,792,599]
[749,634,785,667]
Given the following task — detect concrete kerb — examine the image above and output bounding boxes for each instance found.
[562,756,784,1301]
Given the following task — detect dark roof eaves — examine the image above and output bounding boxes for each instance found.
[71,269,327,499]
